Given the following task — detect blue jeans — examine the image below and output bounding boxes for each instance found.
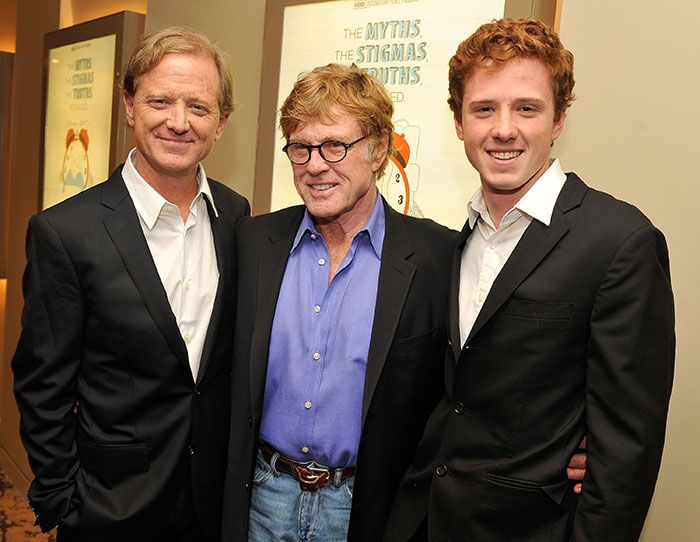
[248,449,354,541]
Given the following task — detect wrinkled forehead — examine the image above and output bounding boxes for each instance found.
[469,56,553,83]
[133,52,219,90]
[289,106,363,138]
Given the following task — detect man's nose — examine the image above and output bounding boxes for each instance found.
[305,146,330,174]
[166,102,189,133]
[491,111,518,141]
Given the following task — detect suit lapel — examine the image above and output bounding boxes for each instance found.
[101,170,189,371]
[249,208,305,415]
[448,222,473,364]
[464,174,586,345]
[196,192,230,382]
[361,202,416,425]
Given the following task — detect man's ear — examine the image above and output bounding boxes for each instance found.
[215,114,230,142]
[454,112,465,141]
[123,92,135,128]
[371,131,390,173]
[551,111,566,142]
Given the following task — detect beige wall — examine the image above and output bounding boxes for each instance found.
[557,1,700,540]
[146,0,266,204]
[0,0,61,488]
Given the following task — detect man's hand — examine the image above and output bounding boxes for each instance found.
[567,436,587,494]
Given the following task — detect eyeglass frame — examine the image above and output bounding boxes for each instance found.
[282,136,367,165]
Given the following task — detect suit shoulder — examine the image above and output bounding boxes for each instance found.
[238,205,304,233]
[208,178,250,218]
[566,172,650,223]
[399,214,459,246]
[575,181,658,235]
[37,179,109,229]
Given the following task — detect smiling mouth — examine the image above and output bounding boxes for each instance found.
[489,151,522,160]
[159,137,192,145]
[310,183,334,191]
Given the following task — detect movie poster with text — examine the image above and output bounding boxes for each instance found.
[271,0,504,229]
[43,34,116,209]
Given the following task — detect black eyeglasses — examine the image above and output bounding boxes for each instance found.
[282,136,366,165]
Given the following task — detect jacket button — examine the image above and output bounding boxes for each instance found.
[453,402,465,414]
[194,389,201,396]
[435,464,448,477]
[248,416,253,426]
[187,445,195,456]
[245,482,250,490]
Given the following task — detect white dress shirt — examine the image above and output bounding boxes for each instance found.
[122,149,220,379]
[459,159,567,346]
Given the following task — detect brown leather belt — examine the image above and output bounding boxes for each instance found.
[259,442,355,493]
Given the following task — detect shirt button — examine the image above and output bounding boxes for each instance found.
[313,305,321,313]
[184,282,191,291]
[312,352,320,361]
[435,464,448,477]
[184,332,190,342]
[301,446,309,454]
[318,258,326,266]
[305,401,312,409]
[310,234,317,241]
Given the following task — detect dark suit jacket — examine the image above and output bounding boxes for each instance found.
[220,199,457,541]
[12,166,249,540]
[384,173,675,542]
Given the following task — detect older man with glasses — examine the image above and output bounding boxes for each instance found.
[220,63,456,542]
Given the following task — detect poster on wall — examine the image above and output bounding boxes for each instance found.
[42,34,116,210]
[270,0,505,230]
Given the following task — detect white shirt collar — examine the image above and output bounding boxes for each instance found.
[467,159,567,229]
[122,148,218,230]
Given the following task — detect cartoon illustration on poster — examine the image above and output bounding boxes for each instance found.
[61,127,91,191]
[43,34,116,209]
[379,121,423,217]
[270,0,505,230]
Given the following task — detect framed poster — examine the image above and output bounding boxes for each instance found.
[40,11,144,210]
[255,0,558,229]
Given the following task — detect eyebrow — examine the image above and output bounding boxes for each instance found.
[142,92,216,104]
[288,135,354,144]
[467,97,547,107]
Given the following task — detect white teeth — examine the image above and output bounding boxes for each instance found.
[490,151,521,160]
[312,184,333,191]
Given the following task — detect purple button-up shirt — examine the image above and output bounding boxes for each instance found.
[259,196,385,467]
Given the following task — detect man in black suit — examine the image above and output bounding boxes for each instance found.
[12,27,249,541]
[385,18,675,541]
[220,63,456,542]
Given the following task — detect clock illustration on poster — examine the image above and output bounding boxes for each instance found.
[378,122,423,217]
[60,127,91,192]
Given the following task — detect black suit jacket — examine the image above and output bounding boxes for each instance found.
[384,173,675,542]
[12,167,249,540]
[220,199,457,541]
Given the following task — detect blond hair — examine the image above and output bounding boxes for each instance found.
[280,63,394,176]
[122,26,235,117]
